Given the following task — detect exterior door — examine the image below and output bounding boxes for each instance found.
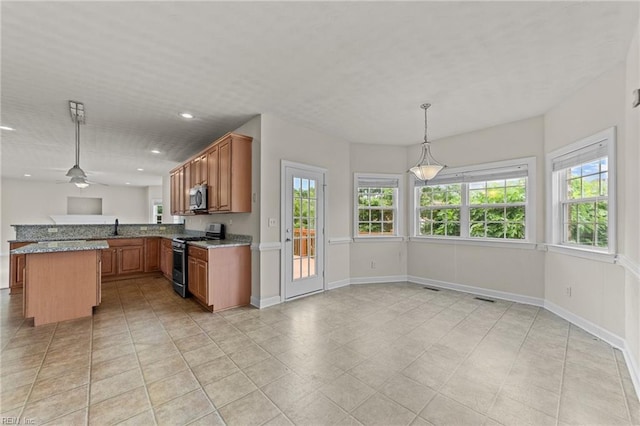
[283,164,325,299]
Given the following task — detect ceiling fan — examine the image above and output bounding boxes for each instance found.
[65,100,103,188]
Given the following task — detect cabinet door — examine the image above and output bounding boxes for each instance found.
[144,238,161,272]
[187,257,201,301]
[15,254,26,285]
[196,259,208,304]
[183,163,191,213]
[207,146,219,211]
[119,246,144,274]
[101,248,117,277]
[161,244,173,280]
[199,154,208,186]
[170,172,177,215]
[218,139,232,211]
[178,168,185,214]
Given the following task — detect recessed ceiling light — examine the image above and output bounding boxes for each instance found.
[151,150,161,154]
[137,168,144,171]
[0,125,16,131]
[125,182,131,185]
[24,174,31,177]
[179,112,194,119]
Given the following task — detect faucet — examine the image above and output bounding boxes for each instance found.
[114,218,119,236]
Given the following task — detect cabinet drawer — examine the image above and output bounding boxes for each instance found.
[188,246,208,262]
[107,238,144,247]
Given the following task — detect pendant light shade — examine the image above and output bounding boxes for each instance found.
[409,103,445,181]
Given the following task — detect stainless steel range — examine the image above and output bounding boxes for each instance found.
[171,223,225,297]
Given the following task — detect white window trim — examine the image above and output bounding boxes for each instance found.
[410,156,536,243]
[545,127,616,256]
[353,173,403,240]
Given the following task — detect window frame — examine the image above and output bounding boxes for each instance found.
[353,173,403,240]
[410,157,536,244]
[546,127,616,257]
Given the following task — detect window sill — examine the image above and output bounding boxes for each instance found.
[353,236,405,243]
[546,244,617,263]
[408,236,539,250]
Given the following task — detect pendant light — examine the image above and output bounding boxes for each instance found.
[66,101,90,188]
[409,103,446,181]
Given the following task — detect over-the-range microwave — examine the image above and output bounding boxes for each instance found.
[189,185,208,211]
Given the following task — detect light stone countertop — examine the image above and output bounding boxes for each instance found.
[188,240,251,249]
[11,240,109,255]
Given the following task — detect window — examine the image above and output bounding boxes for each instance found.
[354,174,401,238]
[548,127,615,253]
[413,158,534,242]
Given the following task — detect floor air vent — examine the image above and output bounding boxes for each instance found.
[474,296,495,303]
[423,287,440,291]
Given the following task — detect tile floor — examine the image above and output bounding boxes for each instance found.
[1,277,639,425]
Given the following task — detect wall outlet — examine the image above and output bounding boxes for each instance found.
[140,226,147,231]
[370,261,376,269]
[566,286,572,297]
[228,219,233,226]
[268,218,277,227]
[159,226,166,230]
[48,228,58,233]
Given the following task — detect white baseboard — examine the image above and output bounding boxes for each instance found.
[327,278,350,290]
[250,295,281,309]
[407,275,545,307]
[543,300,626,350]
[622,342,640,403]
[350,275,409,285]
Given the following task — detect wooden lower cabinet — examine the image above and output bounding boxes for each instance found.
[24,249,101,326]
[102,238,146,279]
[9,242,30,293]
[160,238,173,280]
[101,248,117,277]
[188,250,208,304]
[188,245,251,312]
[144,237,161,272]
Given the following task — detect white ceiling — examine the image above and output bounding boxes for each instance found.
[1,1,638,187]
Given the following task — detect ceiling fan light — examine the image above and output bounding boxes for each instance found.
[70,176,89,188]
[66,165,87,178]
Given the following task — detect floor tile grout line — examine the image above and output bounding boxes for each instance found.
[406,299,512,422]
[180,296,293,425]
[555,324,572,426]
[611,339,634,424]
[483,306,554,424]
[136,278,228,423]
[15,321,59,422]
[343,294,491,421]
[114,279,160,426]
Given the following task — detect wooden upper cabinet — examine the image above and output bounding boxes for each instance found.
[207,134,252,213]
[192,154,208,186]
[171,132,252,214]
[207,145,219,211]
[183,163,191,215]
[170,167,185,215]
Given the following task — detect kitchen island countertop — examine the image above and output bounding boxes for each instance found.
[11,240,109,255]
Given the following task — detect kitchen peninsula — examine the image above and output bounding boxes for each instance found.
[12,240,108,326]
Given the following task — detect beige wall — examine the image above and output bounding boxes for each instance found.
[543,65,627,337]
[623,20,640,386]
[406,116,546,299]
[259,114,351,299]
[350,143,409,279]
